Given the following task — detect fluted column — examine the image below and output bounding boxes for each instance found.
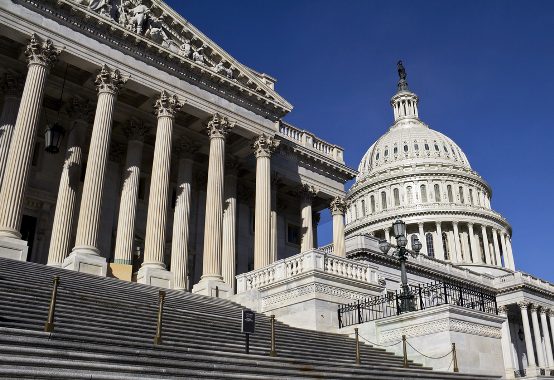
[492,229,502,267]
[299,184,317,252]
[0,72,24,184]
[170,138,198,291]
[252,134,279,269]
[112,119,148,267]
[452,222,462,263]
[435,222,445,260]
[270,174,281,263]
[481,225,491,265]
[506,235,515,270]
[531,305,546,368]
[500,232,508,268]
[498,306,516,376]
[468,222,480,263]
[138,91,182,288]
[221,158,238,291]
[540,308,554,368]
[549,311,554,362]
[0,34,59,261]
[47,97,93,266]
[193,114,234,297]
[384,227,390,243]
[329,196,347,257]
[520,303,537,370]
[65,65,126,275]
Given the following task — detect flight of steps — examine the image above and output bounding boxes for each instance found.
[0,257,499,379]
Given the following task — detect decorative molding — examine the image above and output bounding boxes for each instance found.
[153,90,183,118]
[25,33,60,69]
[380,317,502,343]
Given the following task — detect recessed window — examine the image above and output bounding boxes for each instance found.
[404,144,408,152]
[287,224,301,245]
[361,200,366,216]
[426,233,434,257]
[370,195,375,213]
[444,145,448,153]
[393,146,398,154]
[434,184,441,202]
[384,147,389,156]
[459,186,465,203]
[414,143,419,151]
[381,191,387,210]
[447,185,453,202]
[442,232,450,260]
[434,144,440,151]
[420,184,428,203]
[393,188,400,206]
[407,186,413,205]
[376,152,380,160]
[424,143,430,151]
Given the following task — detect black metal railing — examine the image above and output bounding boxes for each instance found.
[338,280,497,328]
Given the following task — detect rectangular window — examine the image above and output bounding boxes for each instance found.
[287,223,301,246]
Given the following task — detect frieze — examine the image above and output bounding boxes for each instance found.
[14,0,291,120]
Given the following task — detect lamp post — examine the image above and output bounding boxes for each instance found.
[379,219,422,313]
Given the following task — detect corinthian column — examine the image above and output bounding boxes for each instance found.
[252,134,279,269]
[452,222,462,263]
[468,222,480,263]
[435,222,445,260]
[519,303,537,370]
[0,72,24,184]
[492,229,501,267]
[111,119,148,279]
[506,235,515,270]
[192,114,234,298]
[299,184,317,252]
[170,137,198,291]
[222,158,239,292]
[0,34,59,261]
[530,305,546,368]
[540,308,554,368]
[481,225,491,265]
[270,174,282,263]
[330,196,347,257]
[498,306,516,377]
[64,65,126,276]
[47,97,93,266]
[138,91,182,288]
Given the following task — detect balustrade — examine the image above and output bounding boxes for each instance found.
[278,122,344,163]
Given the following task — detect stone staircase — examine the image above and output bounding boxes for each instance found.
[0,257,499,379]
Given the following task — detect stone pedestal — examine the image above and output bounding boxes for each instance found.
[0,236,28,261]
[137,265,173,288]
[62,249,107,276]
[192,278,232,298]
[108,263,133,281]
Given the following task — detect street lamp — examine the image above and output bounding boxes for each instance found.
[379,219,422,313]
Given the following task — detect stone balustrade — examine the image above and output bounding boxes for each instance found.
[236,249,378,293]
[494,271,554,293]
[278,121,344,163]
[319,243,334,254]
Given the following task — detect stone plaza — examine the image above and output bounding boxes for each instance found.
[0,0,552,379]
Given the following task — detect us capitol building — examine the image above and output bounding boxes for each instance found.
[0,0,552,379]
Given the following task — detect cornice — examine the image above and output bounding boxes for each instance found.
[14,0,291,120]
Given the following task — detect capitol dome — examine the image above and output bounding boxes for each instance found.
[345,62,515,274]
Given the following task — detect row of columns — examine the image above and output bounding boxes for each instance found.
[501,303,554,375]
[0,34,349,294]
[379,221,514,269]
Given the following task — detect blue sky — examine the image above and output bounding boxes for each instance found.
[168,1,554,281]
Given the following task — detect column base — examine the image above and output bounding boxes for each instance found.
[0,236,28,261]
[63,248,107,276]
[108,263,133,281]
[137,265,173,289]
[192,276,232,298]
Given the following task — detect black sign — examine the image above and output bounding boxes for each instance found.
[241,309,255,334]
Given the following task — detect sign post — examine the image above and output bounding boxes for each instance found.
[241,309,255,354]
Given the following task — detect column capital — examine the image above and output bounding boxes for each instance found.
[418,222,424,228]
[297,184,317,202]
[329,196,347,216]
[123,118,150,142]
[539,307,548,316]
[154,90,183,118]
[0,72,24,97]
[25,33,60,69]
[95,64,127,95]
[518,301,529,310]
[529,304,539,312]
[174,135,199,159]
[251,134,280,158]
[206,113,235,139]
[65,96,95,124]
[468,222,474,228]
[497,305,509,316]
[452,221,459,226]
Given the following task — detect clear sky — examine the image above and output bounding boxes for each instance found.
[167,1,554,281]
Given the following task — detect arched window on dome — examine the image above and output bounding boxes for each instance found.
[370,195,375,213]
[447,185,453,202]
[375,152,380,161]
[384,147,389,157]
[361,200,366,216]
[353,204,358,219]
[459,186,465,204]
[424,143,430,151]
[420,184,428,203]
[434,184,441,202]
[426,233,434,257]
[393,145,398,155]
[469,189,474,205]
[404,144,408,153]
[381,191,387,210]
[393,188,400,206]
[414,143,419,151]
[434,143,440,152]
[442,232,450,260]
[406,186,413,205]
[443,145,449,154]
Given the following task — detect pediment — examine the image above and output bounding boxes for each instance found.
[21,0,292,119]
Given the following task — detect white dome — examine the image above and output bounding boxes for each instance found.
[357,119,471,179]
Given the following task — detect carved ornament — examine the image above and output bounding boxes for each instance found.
[95,64,127,95]
[252,134,280,158]
[25,33,60,69]
[154,90,183,118]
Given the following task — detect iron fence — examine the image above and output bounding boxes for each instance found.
[338,280,497,328]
